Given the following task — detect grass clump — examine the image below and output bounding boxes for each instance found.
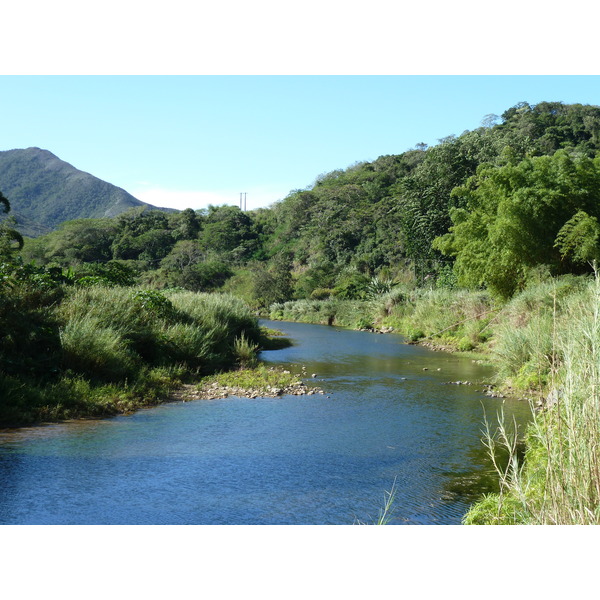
[233,334,260,368]
[198,364,301,393]
[0,282,262,427]
[464,273,600,524]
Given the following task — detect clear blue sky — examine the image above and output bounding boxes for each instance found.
[1,75,599,211]
[2,1,597,587]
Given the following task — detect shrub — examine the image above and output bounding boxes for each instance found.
[233,333,260,368]
[59,316,140,381]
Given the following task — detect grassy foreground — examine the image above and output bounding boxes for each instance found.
[0,283,267,428]
[270,273,600,524]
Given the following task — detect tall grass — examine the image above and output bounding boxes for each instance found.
[465,274,600,524]
[59,315,141,381]
[270,298,375,329]
[1,286,261,427]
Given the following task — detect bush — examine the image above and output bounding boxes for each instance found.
[233,333,260,368]
[59,316,140,381]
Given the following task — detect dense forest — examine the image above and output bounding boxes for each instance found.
[12,100,600,305]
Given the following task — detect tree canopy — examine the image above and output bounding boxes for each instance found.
[433,151,600,297]
[14,100,600,304]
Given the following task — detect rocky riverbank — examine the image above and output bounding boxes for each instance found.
[170,365,325,402]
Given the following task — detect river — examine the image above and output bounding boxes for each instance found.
[0,320,531,525]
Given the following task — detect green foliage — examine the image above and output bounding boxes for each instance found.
[554,210,600,266]
[156,239,233,292]
[249,253,294,308]
[434,151,600,298]
[294,262,338,299]
[310,287,334,300]
[0,281,262,426]
[130,289,176,319]
[233,333,260,368]
[0,194,24,260]
[197,364,303,395]
[333,269,371,299]
[365,276,395,298]
[14,100,600,307]
[269,298,374,329]
[198,205,260,262]
[22,217,119,265]
[434,264,458,289]
[59,315,141,381]
[491,275,588,390]
[466,275,600,524]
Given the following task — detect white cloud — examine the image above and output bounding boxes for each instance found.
[131,186,290,212]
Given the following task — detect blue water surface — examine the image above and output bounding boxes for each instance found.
[0,320,531,524]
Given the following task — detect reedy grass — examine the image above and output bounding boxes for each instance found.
[355,478,398,525]
[465,273,600,524]
[1,286,262,427]
[270,298,375,329]
[59,315,141,381]
[233,333,260,368]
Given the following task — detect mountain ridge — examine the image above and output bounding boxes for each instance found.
[0,147,175,237]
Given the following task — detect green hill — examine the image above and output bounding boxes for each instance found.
[16,100,600,303]
[0,147,174,237]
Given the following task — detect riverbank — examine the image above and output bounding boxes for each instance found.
[270,276,591,400]
[171,364,323,401]
[0,285,270,428]
[270,273,600,524]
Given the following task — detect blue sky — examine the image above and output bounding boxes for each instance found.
[2,75,599,212]
[2,1,598,587]
[0,75,600,209]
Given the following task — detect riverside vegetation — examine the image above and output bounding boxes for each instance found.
[0,268,272,427]
[270,272,600,524]
[5,100,600,523]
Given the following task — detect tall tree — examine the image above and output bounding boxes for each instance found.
[434,151,600,297]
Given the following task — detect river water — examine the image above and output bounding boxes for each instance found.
[0,320,531,525]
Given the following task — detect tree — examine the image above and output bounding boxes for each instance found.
[0,191,24,257]
[160,241,233,291]
[434,151,600,298]
[198,205,259,261]
[169,208,202,241]
[249,260,293,308]
[554,211,600,267]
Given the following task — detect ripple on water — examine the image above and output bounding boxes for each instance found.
[0,320,531,525]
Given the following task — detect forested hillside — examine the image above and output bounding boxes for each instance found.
[15,101,600,306]
[0,147,173,237]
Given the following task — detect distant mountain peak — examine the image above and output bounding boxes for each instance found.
[0,148,175,237]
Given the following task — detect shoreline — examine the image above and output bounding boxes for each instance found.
[0,365,324,434]
[170,365,324,401]
[266,313,541,405]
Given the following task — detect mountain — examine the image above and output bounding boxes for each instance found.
[0,147,174,237]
